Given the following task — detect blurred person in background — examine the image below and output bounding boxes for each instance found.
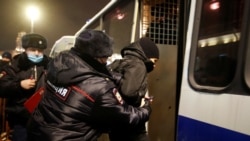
[0,51,12,70]
[0,33,50,141]
[0,51,12,140]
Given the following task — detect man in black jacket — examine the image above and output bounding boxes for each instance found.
[108,37,159,141]
[0,33,50,141]
[27,29,152,141]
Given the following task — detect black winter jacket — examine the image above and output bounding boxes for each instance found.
[27,49,151,141]
[0,53,50,126]
[109,41,149,107]
[108,41,152,141]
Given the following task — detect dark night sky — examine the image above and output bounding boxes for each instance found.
[0,0,110,55]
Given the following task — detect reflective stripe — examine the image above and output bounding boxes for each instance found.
[71,86,95,103]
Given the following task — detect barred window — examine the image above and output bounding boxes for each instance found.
[142,0,179,45]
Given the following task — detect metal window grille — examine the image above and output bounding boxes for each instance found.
[142,0,179,45]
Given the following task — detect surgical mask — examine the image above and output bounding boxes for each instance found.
[27,54,44,63]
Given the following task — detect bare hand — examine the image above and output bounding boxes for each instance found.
[20,79,36,90]
[144,96,154,103]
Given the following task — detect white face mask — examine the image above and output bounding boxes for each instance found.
[25,47,44,63]
[27,53,44,63]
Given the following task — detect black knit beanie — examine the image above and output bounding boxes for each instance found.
[22,33,47,49]
[139,37,159,59]
[74,29,113,58]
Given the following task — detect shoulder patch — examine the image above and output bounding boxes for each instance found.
[55,87,71,101]
[46,80,71,101]
[113,88,124,104]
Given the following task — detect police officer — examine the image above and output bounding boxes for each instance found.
[0,33,50,141]
[27,29,152,141]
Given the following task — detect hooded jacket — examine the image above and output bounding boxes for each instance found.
[27,48,151,141]
[0,52,50,126]
[109,41,149,107]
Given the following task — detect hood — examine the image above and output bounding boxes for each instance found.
[121,41,148,61]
